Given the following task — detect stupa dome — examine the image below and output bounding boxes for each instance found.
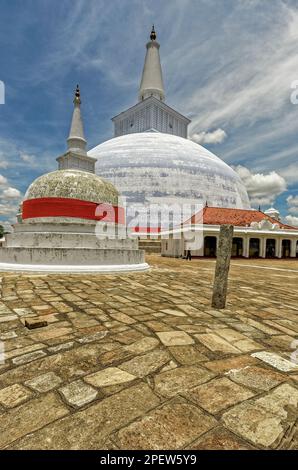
[24,169,119,205]
[89,132,250,210]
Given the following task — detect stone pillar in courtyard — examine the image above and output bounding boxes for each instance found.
[211,224,234,309]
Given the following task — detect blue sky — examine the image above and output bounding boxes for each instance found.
[1,0,298,226]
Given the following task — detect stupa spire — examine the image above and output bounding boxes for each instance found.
[57,85,96,173]
[139,25,165,102]
[67,84,87,154]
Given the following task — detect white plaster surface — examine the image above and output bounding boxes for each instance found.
[90,132,250,214]
[0,262,149,273]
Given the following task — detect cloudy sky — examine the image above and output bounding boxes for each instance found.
[0,0,298,227]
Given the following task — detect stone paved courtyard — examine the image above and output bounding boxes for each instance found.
[0,255,298,450]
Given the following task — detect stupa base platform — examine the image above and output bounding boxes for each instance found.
[0,261,149,273]
[0,221,148,273]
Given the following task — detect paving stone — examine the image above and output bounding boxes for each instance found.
[157,331,194,346]
[77,331,108,344]
[0,343,113,388]
[160,309,187,317]
[195,333,240,354]
[204,355,258,373]
[5,343,46,360]
[154,366,215,398]
[12,350,47,365]
[114,399,217,449]
[0,392,69,448]
[222,384,298,448]
[145,321,172,332]
[184,377,255,414]
[110,312,136,324]
[169,346,207,365]
[119,349,171,377]
[187,426,255,450]
[0,316,18,323]
[0,256,297,450]
[252,351,298,372]
[47,341,74,353]
[84,367,137,388]
[98,347,134,366]
[0,384,33,408]
[59,380,98,407]
[29,326,74,342]
[12,383,160,449]
[124,337,159,355]
[213,328,246,342]
[0,331,17,340]
[227,366,287,391]
[25,372,63,392]
[25,318,48,329]
[112,330,143,345]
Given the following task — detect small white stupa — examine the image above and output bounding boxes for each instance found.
[0,86,148,273]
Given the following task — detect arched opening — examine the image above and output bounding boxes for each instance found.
[296,241,298,258]
[249,238,260,258]
[232,237,243,257]
[204,236,217,257]
[266,239,276,258]
[282,240,291,258]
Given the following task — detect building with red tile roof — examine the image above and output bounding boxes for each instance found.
[161,206,298,259]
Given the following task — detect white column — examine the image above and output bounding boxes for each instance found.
[243,236,249,258]
[260,238,266,258]
[277,238,282,258]
[290,239,297,258]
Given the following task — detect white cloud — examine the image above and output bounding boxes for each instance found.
[191,128,227,145]
[2,187,21,199]
[286,194,298,215]
[20,152,36,164]
[285,215,298,227]
[279,162,298,185]
[287,195,298,206]
[0,174,7,185]
[0,161,9,169]
[0,202,19,216]
[234,165,287,205]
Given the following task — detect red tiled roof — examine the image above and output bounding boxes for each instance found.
[184,206,298,230]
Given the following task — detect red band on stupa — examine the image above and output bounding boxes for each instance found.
[22,197,125,224]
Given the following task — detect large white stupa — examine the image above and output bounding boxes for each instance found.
[89,26,250,216]
[0,87,148,273]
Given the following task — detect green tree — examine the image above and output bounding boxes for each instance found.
[0,225,4,238]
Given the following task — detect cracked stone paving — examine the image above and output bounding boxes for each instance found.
[0,255,297,450]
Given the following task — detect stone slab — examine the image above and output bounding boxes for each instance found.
[0,384,33,408]
[59,380,98,407]
[252,351,298,372]
[12,384,160,449]
[84,367,136,388]
[157,331,194,346]
[184,377,255,414]
[154,366,215,398]
[0,392,69,448]
[114,399,217,449]
[25,372,63,392]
